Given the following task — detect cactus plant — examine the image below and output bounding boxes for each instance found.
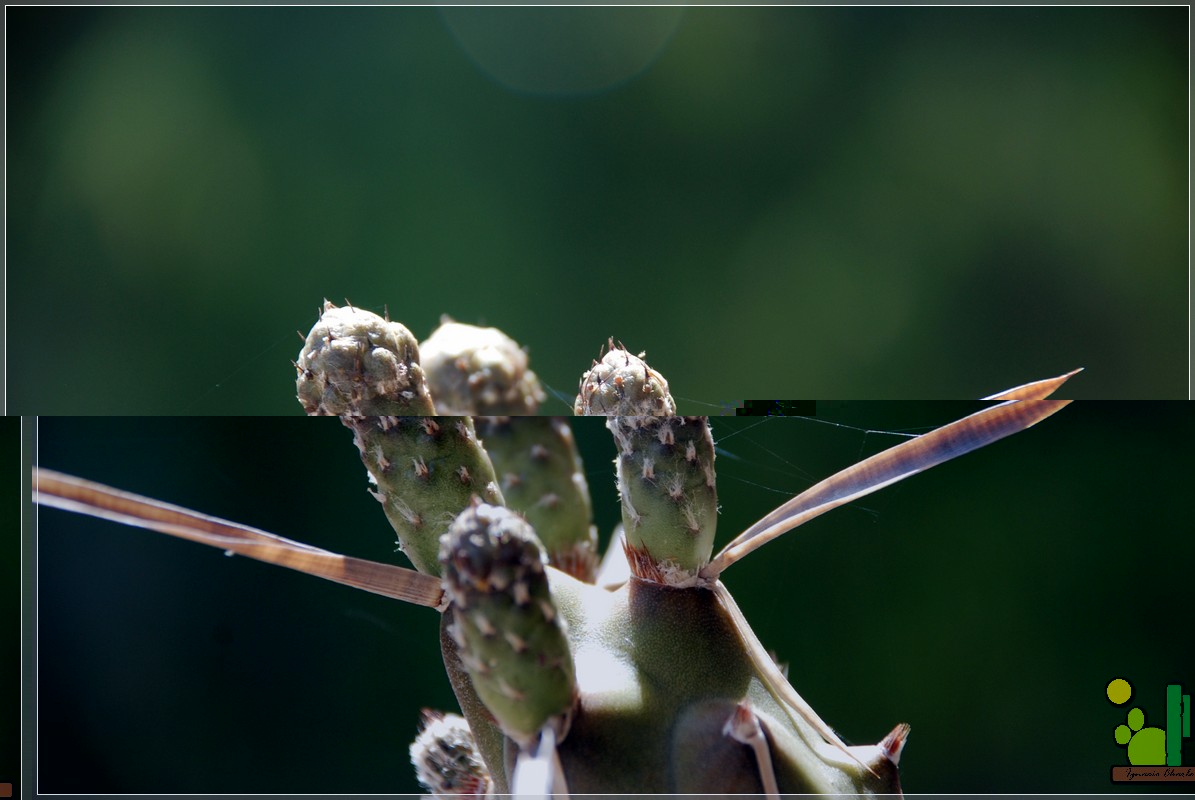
[31,303,1079,795]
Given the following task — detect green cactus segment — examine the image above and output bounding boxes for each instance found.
[297,300,436,416]
[409,710,493,798]
[420,320,545,415]
[440,503,577,746]
[574,340,675,416]
[609,415,718,578]
[474,417,599,582]
[347,416,503,575]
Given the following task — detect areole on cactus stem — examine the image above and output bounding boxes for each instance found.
[33,299,1079,797]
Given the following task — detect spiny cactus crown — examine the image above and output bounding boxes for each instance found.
[296,300,435,416]
[409,710,492,797]
[440,502,549,601]
[574,340,675,416]
[420,319,545,416]
[439,502,576,746]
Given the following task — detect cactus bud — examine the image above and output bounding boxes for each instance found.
[574,340,675,416]
[421,320,545,415]
[573,342,713,579]
[474,417,599,582]
[297,300,436,416]
[439,503,576,746]
[409,710,493,798]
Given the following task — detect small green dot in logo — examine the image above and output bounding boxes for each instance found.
[1107,678,1132,705]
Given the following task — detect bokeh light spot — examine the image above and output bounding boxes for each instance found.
[441,8,683,96]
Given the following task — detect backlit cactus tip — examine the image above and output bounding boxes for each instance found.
[439,502,576,747]
[574,339,675,416]
[296,300,436,416]
[409,709,493,799]
[574,340,715,580]
[421,319,545,415]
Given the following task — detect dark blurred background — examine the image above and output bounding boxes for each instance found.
[31,408,1193,793]
[6,7,1189,412]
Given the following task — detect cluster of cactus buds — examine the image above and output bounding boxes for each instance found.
[285,300,1072,796]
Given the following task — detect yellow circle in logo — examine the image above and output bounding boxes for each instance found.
[1107,678,1132,705]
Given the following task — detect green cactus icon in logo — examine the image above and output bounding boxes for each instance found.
[1108,678,1191,767]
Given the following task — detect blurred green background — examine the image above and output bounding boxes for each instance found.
[7,7,1188,412]
[31,407,1193,793]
